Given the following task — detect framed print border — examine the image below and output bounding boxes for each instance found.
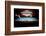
[5,1,45,35]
